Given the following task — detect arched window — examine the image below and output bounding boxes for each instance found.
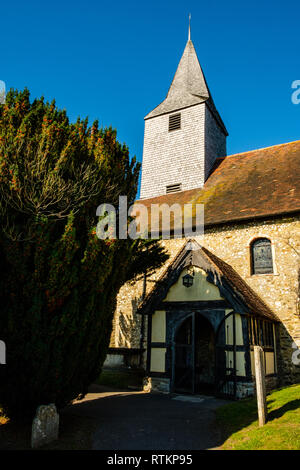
[251,238,273,275]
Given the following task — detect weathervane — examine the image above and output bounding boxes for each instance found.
[188,13,191,41]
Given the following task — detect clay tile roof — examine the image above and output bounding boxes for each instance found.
[137,139,300,229]
[137,240,279,321]
[200,245,279,321]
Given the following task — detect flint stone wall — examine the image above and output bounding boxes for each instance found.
[110,216,300,385]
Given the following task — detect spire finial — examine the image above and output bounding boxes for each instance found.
[188,13,191,41]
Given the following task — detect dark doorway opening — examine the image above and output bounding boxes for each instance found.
[173,313,215,395]
[173,315,194,393]
[195,315,215,394]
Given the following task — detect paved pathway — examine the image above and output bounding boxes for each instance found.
[66,385,229,450]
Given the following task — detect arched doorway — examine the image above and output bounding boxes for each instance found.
[172,313,215,394]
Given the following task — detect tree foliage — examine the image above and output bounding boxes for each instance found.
[0,89,168,419]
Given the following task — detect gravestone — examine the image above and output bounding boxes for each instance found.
[31,404,59,448]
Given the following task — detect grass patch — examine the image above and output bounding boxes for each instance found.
[216,384,300,450]
[95,368,144,390]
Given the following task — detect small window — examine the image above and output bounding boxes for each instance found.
[251,238,273,275]
[166,183,182,194]
[168,113,181,131]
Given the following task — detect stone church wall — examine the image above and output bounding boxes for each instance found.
[110,215,300,385]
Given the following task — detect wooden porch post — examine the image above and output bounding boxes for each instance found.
[254,345,268,426]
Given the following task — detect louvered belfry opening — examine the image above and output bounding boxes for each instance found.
[168,113,181,131]
[166,183,182,194]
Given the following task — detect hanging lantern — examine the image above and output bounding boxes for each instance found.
[182,273,194,288]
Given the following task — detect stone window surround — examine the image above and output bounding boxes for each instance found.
[247,235,278,277]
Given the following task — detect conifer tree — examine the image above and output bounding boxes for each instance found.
[0,89,168,420]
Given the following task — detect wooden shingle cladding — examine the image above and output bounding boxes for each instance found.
[137,140,300,229]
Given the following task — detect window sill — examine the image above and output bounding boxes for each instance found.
[247,273,279,278]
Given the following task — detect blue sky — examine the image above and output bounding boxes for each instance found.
[1,0,300,195]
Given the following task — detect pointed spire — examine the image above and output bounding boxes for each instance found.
[144,23,228,135]
[167,39,209,100]
[145,34,210,119]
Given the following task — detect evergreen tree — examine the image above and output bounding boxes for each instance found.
[0,89,168,420]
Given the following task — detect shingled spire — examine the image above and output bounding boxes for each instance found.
[140,25,228,200]
[145,34,211,119]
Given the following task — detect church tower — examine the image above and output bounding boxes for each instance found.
[140,25,228,199]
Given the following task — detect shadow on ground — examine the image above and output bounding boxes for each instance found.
[62,384,230,450]
[0,410,97,450]
[3,385,298,450]
[268,399,300,421]
[211,384,300,450]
